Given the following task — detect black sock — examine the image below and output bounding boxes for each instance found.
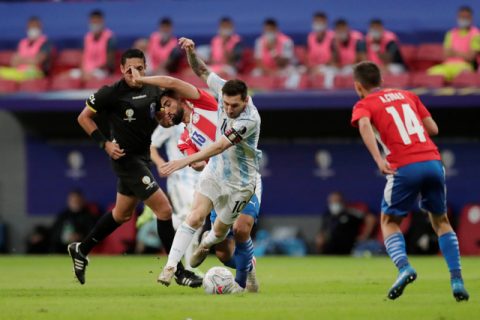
[156,218,184,271]
[79,212,120,255]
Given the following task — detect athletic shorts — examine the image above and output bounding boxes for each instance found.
[111,155,159,201]
[381,160,446,216]
[196,172,255,226]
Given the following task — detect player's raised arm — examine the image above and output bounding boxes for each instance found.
[357,117,396,175]
[179,37,211,82]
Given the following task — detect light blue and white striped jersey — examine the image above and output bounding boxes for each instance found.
[205,72,262,189]
[151,125,200,182]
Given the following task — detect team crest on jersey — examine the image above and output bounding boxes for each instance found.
[192,113,200,124]
[142,176,156,190]
[124,108,136,122]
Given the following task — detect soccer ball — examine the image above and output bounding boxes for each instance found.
[202,267,235,294]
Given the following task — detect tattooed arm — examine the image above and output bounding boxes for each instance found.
[178,37,211,82]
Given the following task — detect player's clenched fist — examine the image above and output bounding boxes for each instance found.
[179,37,195,51]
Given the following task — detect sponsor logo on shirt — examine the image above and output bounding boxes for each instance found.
[124,109,136,122]
[132,94,147,100]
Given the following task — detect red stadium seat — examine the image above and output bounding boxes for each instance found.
[0,50,15,66]
[18,78,49,92]
[83,75,120,89]
[399,45,417,70]
[294,46,307,65]
[50,74,82,91]
[240,75,276,91]
[410,72,444,88]
[52,49,82,74]
[333,74,355,89]
[382,73,410,89]
[457,204,480,255]
[92,210,137,255]
[414,43,444,71]
[178,73,209,89]
[309,74,325,89]
[274,74,310,90]
[238,47,255,74]
[0,79,18,93]
[451,72,480,87]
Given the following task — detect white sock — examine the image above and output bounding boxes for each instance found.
[184,227,201,270]
[202,230,227,248]
[166,222,197,268]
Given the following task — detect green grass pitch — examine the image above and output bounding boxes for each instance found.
[0,255,478,320]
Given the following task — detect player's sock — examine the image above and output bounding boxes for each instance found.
[157,218,186,271]
[234,238,254,288]
[202,230,227,248]
[79,211,120,255]
[166,222,197,268]
[384,232,410,271]
[438,231,462,280]
[222,256,237,269]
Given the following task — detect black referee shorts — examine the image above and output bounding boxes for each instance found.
[111,155,160,201]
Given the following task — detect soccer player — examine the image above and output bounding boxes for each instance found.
[132,62,261,292]
[154,38,262,293]
[351,61,469,301]
[67,48,202,288]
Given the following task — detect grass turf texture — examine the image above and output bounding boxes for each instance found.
[0,256,478,320]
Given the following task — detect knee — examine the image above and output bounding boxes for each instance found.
[215,250,231,263]
[152,204,172,220]
[233,223,252,242]
[112,209,133,224]
[186,211,204,229]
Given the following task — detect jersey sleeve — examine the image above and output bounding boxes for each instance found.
[185,88,218,111]
[151,125,172,148]
[177,127,199,156]
[224,114,258,145]
[408,92,431,119]
[85,85,112,113]
[206,72,227,97]
[351,102,372,127]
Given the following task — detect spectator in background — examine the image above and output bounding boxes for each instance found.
[0,16,52,82]
[49,190,99,253]
[362,19,406,74]
[316,191,377,254]
[307,12,334,75]
[147,18,182,75]
[133,38,152,68]
[253,18,300,88]
[71,10,116,81]
[209,17,242,76]
[428,6,480,81]
[322,19,365,88]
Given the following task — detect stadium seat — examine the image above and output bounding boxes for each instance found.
[309,74,325,90]
[414,43,444,71]
[50,74,82,91]
[0,50,15,66]
[333,74,355,89]
[399,45,417,70]
[238,47,255,74]
[451,72,480,87]
[240,75,276,91]
[294,46,307,65]
[274,74,310,90]
[83,76,120,89]
[92,211,137,255]
[457,204,480,255]
[52,49,82,74]
[410,72,444,88]
[18,78,49,92]
[178,73,209,89]
[0,79,18,93]
[382,73,410,89]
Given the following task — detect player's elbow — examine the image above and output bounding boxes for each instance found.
[427,126,439,136]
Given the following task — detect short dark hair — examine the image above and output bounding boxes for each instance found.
[314,12,327,19]
[28,16,41,23]
[159,17,172,26]
[220,16,232,24]
[370,18,383,26]
[121,48,146,65]
[264,18,277,28]
[159,88,180,101]
[353,61,382,90]
[334,19,348,27]
[90,9,104,18]
[222,79,248,100]
[458,6,473,14]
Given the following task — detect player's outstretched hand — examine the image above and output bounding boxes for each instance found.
[105,141,125,160]
[179,37,195,52]
[377,159,396,175]
[160,158,189,176]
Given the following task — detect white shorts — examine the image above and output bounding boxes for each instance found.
[196,172,255,225]
[167,172,198,223]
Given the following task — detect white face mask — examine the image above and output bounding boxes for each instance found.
[312,23,327,32]
[89,23,103,33]
[457,18,471,29]
[329,203,344,216]
[159,31,171,42]
[336,32,348,42]
[369,29,382,40]
[265,31,277,43]
[27,28,41,40]
[219,28,233,37]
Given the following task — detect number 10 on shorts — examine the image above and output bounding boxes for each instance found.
[232,200,247,214]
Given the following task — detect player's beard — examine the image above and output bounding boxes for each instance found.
[171,108,184,125]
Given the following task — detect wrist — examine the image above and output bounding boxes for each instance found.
[91,129,108,149]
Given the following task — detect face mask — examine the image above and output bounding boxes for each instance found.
[89,23,103,33]
[329,203,344,216]
[27,28,41,40]
[219,28,233,37]
[369,29,382,40]
[159,31,171,42]
[312,23,327,33]
[337,32,348,42]
[265,31,277,43]
[457,18,471,29]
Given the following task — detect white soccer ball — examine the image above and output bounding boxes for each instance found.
[202,267,235,294]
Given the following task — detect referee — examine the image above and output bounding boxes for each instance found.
[68,48,202,288]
